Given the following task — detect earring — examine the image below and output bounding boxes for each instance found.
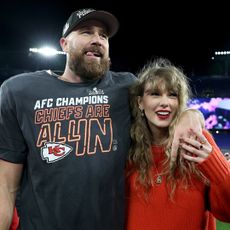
[140,110,144,117]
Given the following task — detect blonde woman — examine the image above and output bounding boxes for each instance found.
[126,58,230,230]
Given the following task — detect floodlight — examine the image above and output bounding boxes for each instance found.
[29,47,65,57]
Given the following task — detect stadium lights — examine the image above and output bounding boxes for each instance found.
[211,50,230,60]
[214,51,230,56]
[29,47,66,57]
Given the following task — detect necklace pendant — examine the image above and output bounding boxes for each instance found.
[155,175,162,184]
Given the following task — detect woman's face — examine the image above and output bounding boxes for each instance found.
[138,82,179,132]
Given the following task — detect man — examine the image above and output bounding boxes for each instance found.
[0,8,202,230]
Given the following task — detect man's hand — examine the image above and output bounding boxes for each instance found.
[171,109,204,162]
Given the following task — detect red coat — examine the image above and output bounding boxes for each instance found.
[126,131,230,230]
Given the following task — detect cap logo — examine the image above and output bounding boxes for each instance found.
[62,8,118,38]
[76,9,95,19]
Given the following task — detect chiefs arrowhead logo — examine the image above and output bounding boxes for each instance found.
[41,142,73,163]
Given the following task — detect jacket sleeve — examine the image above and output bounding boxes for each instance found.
[198,130,230,222]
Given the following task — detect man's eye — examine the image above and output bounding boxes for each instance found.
[82,31,90,34]
[100,33,108,39]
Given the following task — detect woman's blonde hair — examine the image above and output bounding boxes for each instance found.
[128,58,208,197]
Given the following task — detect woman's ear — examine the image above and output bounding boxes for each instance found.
[138,96,143,110]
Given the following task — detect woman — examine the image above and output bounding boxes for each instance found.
[126,58,230,230]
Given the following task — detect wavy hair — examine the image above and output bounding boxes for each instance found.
[128,58,208,197]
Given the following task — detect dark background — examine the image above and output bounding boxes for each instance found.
[1,1,230,80]
[0,1,230,152]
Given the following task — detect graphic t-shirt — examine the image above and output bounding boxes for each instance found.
[0,70,136,230]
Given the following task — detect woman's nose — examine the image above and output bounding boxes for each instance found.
[159,96,169,107]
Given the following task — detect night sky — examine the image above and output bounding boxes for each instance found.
[1,1,230,80]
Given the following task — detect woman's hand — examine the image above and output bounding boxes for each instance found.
[179,128,212,163]
[171,109,204,162]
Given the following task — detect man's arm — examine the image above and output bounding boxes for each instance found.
[0,160,23,230]
[171,109,204,162]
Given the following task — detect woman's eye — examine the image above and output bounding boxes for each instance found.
[169,92,178,97]
[149,91,158,95]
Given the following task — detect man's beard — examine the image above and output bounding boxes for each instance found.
[68,48,111,82]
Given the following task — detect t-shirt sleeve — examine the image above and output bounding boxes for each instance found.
[0,82,27,163]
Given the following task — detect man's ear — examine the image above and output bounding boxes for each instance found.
[59,37,68,53]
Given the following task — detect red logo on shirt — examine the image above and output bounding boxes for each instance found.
[41,142,72,163]
[48,145,65,156]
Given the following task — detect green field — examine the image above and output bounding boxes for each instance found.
[217,220,230,230]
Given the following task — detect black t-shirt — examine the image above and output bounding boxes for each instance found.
[0,70,136,230]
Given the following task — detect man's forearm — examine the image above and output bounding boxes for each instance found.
[0,160,22,230]
[180,108,205,128]
[0,188,15,230]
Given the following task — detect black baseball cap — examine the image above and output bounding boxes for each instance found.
[62,8,119,38]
